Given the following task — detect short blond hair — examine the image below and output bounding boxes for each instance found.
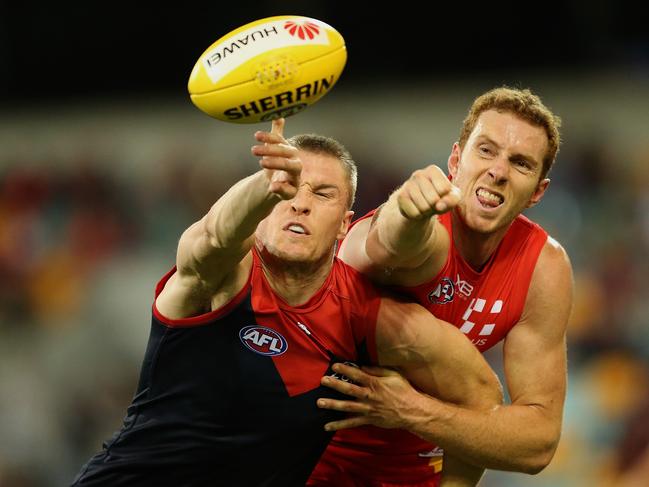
[287,134,357,209]
[459,87,562,179]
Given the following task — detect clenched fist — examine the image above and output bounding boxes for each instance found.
[396,165,461,219]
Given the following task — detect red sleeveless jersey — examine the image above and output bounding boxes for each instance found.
[400,211,548,352]
[311,210,548,484]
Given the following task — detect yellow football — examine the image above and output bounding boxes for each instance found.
[188,15,347,123]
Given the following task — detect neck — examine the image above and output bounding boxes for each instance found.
[257,247,334,307]
[450,211,509,271]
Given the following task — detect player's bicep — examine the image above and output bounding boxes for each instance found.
[156,218,254,320]
[177,217,254,284]
[155,271,207,319]
[338,217,391,283]
[375,297,502,408]
[503,240,572,420]
[503,322,567,412]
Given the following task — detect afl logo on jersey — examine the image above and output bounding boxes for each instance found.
[428,277,455,304]
[239,325,288,356]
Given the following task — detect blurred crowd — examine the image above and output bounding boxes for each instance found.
[1,98,648,486]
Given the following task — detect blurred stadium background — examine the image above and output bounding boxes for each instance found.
[1,2,648,486]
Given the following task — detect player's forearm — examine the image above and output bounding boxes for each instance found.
[367,193,436,268]
[203,170,279,248]
[408,399,561,474]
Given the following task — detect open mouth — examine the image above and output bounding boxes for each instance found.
[475,188,504,208]
[284,223,310,235]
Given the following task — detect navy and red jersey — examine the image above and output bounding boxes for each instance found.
[312,209,548,485]
[72,248,381,487]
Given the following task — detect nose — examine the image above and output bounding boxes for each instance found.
[488,156,509,184]
[290,188,311,215]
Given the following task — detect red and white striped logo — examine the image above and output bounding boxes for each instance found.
[284,20,321,40]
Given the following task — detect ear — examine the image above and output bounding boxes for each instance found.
[527,178,550,208]
[447,143,461,178]
[337,210,355,240]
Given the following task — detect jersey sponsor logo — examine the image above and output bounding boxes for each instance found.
[428,277,455,304]
[284,20,321,40]
[455,273,474,298]
[239,325,288,356]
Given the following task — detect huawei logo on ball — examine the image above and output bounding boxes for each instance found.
[284,20,320,40]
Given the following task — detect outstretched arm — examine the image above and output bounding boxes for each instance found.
[338,165,459,286]
[319,240,572,474]
[156,119,301,319]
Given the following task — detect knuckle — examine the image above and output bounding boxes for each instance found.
[412,169,426,180]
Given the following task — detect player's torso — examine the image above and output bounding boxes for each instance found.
[142,256,375,445]
[320,212,548,483]
[400,212,547,352]
[76,255,378,487]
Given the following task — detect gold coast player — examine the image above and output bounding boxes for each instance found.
[312,87,573,486]
[72,119,502,486]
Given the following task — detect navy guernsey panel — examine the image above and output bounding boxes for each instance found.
[72,250,381,487]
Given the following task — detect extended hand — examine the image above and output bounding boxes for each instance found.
[251,118,302,200]
[397,165,461,219]
[317,363,428,432]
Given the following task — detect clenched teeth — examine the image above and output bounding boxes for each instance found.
[476,188,503,204]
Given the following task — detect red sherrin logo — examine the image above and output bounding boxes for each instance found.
[284,20,320,40]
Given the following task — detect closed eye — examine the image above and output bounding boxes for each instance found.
[310,183,340,200]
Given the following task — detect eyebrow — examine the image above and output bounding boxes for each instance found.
[309,183,340,192]
[476,135,541,169]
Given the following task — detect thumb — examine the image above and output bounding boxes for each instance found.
[448,184,462,204]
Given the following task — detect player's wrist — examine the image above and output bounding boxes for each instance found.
[401,390,445,435]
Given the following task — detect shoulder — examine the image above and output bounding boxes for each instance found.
[520,235,573,329]
[535,236,573,284]
[509,214,549,247]
[339,208,377,257]
[337,214,375,274]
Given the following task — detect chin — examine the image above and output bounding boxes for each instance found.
[276,240,329,264]
[266,244,308,262]
[279,249,313,263]
[462,210,505,235]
